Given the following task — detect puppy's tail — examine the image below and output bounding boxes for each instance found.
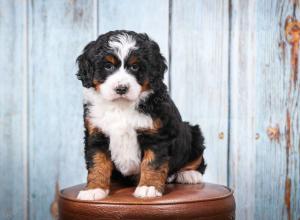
[190,124,207,174]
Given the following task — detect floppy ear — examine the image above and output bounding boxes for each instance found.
[146,39,168,92]
[76,41,96,88]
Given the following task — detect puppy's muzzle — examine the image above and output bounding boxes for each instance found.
[115,84,129,95]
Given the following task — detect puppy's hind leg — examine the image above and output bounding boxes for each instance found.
[176,170,203,184]
[176,155,205,184]
[176,124,206,184]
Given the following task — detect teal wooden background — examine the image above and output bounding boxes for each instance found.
[0,0,299,219]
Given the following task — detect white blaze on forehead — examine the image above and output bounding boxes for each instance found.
[108,33,137,60]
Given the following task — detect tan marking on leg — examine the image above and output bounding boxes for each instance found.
[143,149,155,162]
[87,152,113,190]
[138,150,168,193]
[180,156,203,172]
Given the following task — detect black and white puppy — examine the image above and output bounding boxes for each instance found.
[76,30,206,200]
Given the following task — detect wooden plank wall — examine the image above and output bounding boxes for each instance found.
[229,0,257,218]
[254,1,300,219]
[0,0,299,220]
[230,1,300,219]
[0,1,27,220]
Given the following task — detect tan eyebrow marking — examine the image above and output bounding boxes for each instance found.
[128,55,138,65]
[104,55,118,65]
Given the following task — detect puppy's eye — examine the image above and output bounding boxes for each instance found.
[104,63,115,71]
[130,64,139,72]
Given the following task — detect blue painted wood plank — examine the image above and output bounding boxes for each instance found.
[171,0,229,185]
[98,0,169,85]
[254,1,300,219]
[230,0,300,219]
[0,1,27,220]
[28,1,95,219]
[229,0,257,219]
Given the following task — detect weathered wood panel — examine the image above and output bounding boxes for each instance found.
[28,1,95,219]
[0,1,27,220]
[98,0,169,84]
[171,0,229,185]
[229,0,257,219]
[254,1,300,219]
[230,0,300,219]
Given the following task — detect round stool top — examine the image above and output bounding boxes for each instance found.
[59,183,235,220]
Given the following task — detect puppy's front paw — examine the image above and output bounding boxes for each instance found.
[77,188,109,200]
[133,186,162,198]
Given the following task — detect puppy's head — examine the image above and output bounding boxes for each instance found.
[76,30,167,101]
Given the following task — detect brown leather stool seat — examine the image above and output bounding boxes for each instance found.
[58,182,235,220]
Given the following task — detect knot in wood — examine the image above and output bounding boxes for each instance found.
[267,125,280,142]
[285,17,300,44]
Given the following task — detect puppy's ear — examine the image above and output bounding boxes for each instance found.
[146,38,168,91]
[76,41,96,88]
[149,40,167,79]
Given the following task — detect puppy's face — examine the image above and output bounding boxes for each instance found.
[97,34,145,101]
[76,31,167,102]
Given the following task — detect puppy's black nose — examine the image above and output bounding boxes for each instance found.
[115,85,129,95]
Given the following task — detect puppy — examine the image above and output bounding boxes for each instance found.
[76,30,206,200]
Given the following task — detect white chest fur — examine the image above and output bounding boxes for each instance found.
[83,88,153,176]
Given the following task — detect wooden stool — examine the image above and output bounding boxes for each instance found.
[58,182,235,220]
